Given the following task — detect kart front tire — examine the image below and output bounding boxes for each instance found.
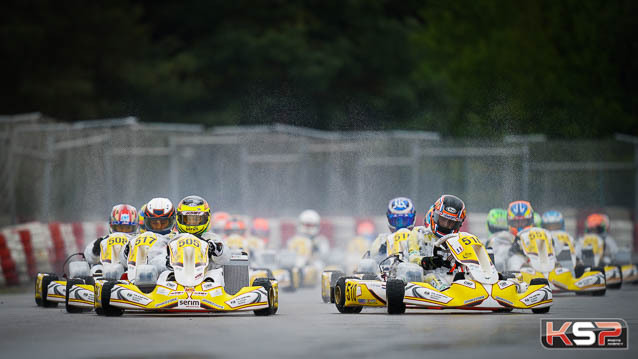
[607,265,622,290]
[99,281,124,317]
[386,279,406,315]
[334,277,363,314]
[41,274,59,308]
[529,278,549,286]
[532,306,550,314]
[65,278,84,313]
[253,278,277,316]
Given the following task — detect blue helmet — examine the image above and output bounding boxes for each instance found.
[387,197,416,232]
[541,210,564,231]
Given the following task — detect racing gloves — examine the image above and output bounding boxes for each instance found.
[207,240,224,257]
[91,236,107,256]
[420,247,449,270]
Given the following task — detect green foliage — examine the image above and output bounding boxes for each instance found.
[0,0,635,137]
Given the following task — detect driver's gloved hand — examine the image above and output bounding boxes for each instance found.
[208,240,224,257]
[421,255,444,270]
[92,236,105,256]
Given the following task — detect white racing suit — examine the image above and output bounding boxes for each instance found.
[407,226,451,291]
[575,233,619,266]
[83,232,136,276]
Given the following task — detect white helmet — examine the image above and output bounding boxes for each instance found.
[298,209,321,237]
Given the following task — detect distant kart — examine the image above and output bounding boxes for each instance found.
[504,228,606,295]
[333,232,552,314]
[579,233,637,288]
[249,249,301,292]
[95,234,278,316]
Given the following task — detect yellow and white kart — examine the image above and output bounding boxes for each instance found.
[333,232,552,314]
[508,228,606,295]
[249,249,302,292]
[34,233,130,310]
[578,233,635,288]
[95,234,278,316]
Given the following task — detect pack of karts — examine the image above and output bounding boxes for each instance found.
[332,232,553,314]
[36,233,278,316]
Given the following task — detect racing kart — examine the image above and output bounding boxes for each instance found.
[249,249,302,292]
[506,228,606,295]
[578,233,635,288]
[35,232,131,312]
[94,234,278,316]
[333,232,553,314]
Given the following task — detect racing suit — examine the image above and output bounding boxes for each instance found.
[164,231,230,271]
[407,226,452,290]
[84,232,134,267]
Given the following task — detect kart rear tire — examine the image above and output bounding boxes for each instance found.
[607,265,623,290]
[65,278,85,313]
[99,281,124,317]
[334,277,363,314]
[532,306,550,314]
[41,274,59,308]
[529,278,549,286]
[386,279,406,315]
[330,271,345,303]
[253,278,277,316]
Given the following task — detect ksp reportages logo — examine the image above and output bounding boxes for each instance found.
[541,319,628,349]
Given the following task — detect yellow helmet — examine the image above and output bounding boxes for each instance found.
[176,195,211,236]
[138,204,147,233]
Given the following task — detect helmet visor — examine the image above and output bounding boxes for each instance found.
[178,212,208,226]
[147,218,172,231]
[586,225,605,234]
[435,215,462,232]
[508,217,533,229]
[543,222,563,231]
[388,213,415,230]
[111,224,137,233]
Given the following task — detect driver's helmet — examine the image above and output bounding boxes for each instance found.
[507,200,534,236]
[251,217,270,240]
[109,204,138,234]
[386,197,416,232]
[541,210,565,231]
[585,213,610,235]
[356,220,376,237]
[424,205,435,227]
[430,194,466,238]
[534,212,542,227]
[176,195,211,236]
[298,209,321,237]
[211,211,230,234]
[224,217,247,237]
[138,204,147,233]
[144,198,176,235]
[486,208,508,235]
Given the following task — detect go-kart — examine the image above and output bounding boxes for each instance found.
[333,232,552,314]
[578,233,634,288]
[35,232,131,311]
[249,249,301,292]
[507,228,606,295]
[94,234,278,316]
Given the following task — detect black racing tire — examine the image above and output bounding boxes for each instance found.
[282,268,297,292]
[386,279,406,315]
[41,274,59,308]
[574,263,585,278]
[334,277,363,314]
[82,276,95,286]
[529,278,549,286]
[99,281,124,316]
[591,288,606,296]
[65,278,85,313]
[492,308,513,313]
[330,271,345,303]
[532,306,550,314]
[607,265,623,290]
[253,278,277,316]
[95,308,105,316]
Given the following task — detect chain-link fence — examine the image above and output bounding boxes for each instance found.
[1,114,637,240]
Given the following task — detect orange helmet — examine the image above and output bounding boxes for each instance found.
[356,220,376,237]
[224,217,247,236]
[211,211,230,234]
[585,213,610,235]
[251,217,270,240]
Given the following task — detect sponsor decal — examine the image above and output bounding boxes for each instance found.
[202,299,224,310]
[494,296,513,305]
[117,288,152,305]
[202,282,215,291]
[185,287,195,298]
[410,286,453,303]
[541,319,628,349]
[169,291,185,296]
[345,281,357,302]
[164,282,178,290]
[226,292,262,308]
[155,298,178,308]
[520,287,551,306]
[575,275,602,288]
[193,291,208,296]
[156,287,170,295]
[456,280,476,289]
[464,296,484,304]
[208,288,223,297]
[358,299,367,304]
[178,299,201,309]
[554,268,570,275]
[497,281,515,290]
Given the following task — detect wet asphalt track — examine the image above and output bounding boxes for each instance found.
[1,285,637,359]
